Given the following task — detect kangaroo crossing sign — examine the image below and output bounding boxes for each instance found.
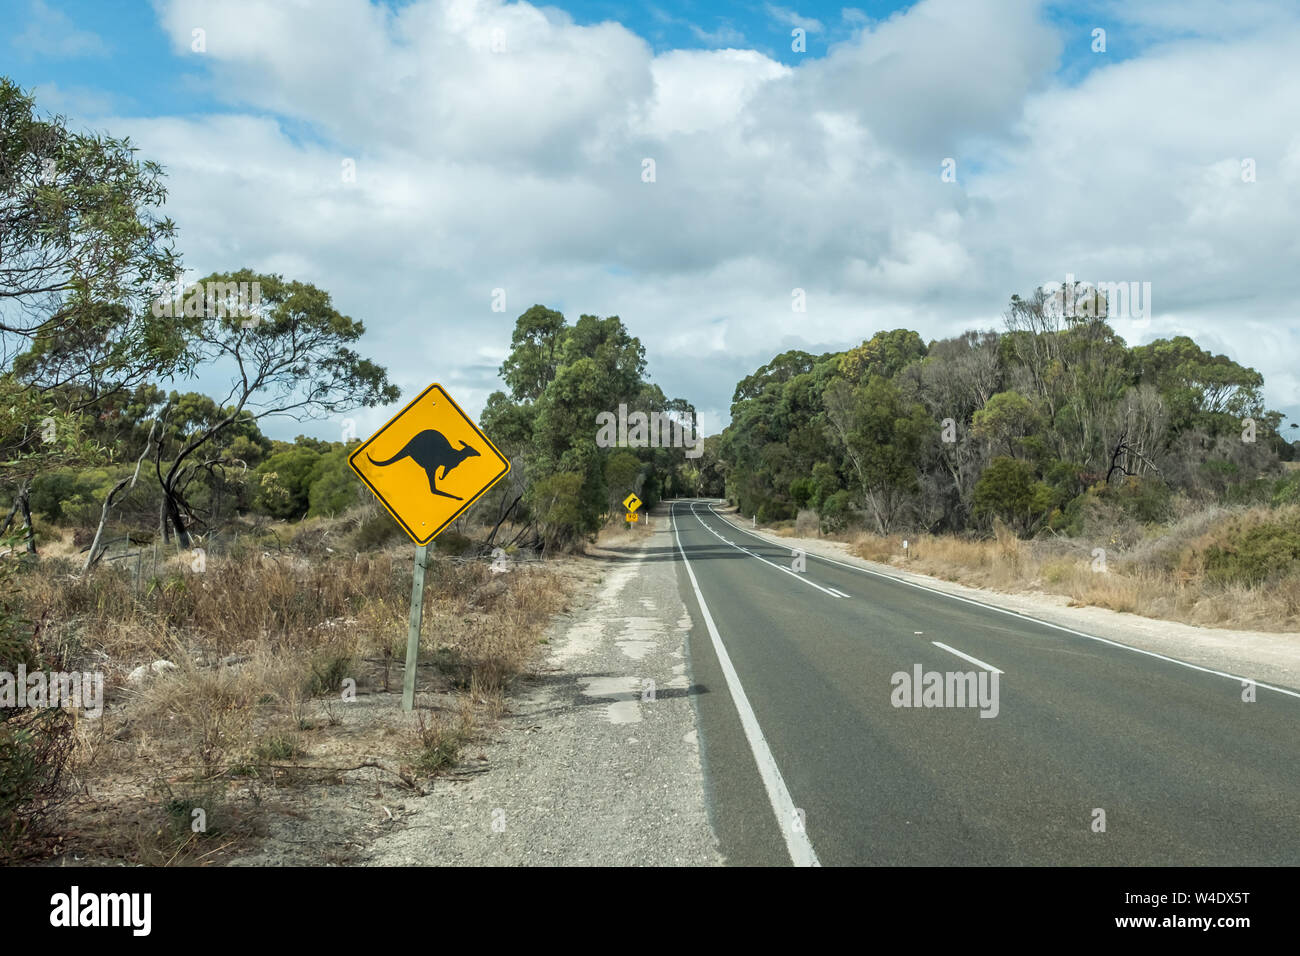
[349,383,511,545]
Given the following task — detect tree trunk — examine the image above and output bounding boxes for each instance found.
[485,494,522,549]
[165,489,192,549]
[18,484,36,555]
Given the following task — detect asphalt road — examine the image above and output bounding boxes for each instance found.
[666,499,1300,866]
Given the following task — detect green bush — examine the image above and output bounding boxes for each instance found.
[818,490,853,533]
[1115,475,1173,523]
[1271,471,1300,507]
[528,472,588,552]
[29,467,125,525]
[307,447,361,517]
[1203,522,1300,587]
[789,477,813,510]
[973,457,1053,536]
[809,462,841,511]
[757,500,795,523]
[254,446,325,519]
[435,531,472,556]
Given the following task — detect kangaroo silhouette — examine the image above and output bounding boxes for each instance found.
[367,429,481,500]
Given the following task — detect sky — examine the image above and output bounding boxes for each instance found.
[6,0,1300,442]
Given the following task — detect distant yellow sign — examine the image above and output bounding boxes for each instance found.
[349,383,510,545]
[623,493,642,513]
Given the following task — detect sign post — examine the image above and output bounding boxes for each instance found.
[402,543,429,711]
[349,383,511,713]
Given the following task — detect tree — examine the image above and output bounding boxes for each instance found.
[154,270,398,547]
[499,305,567,402]
[972,390,1040,459]
[972,457,1053,536]
[605,451,642,517]
[1,80,191,551]
[487,306,686,549]
[721,302,1286,540]
[825,376,931,533]
[836,329,927,385]
[0,79,182,378]
[1129,336,1266,437]
[527,472,586,553]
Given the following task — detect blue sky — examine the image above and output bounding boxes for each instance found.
[6,0,1300,441]
[7,0,1131,116]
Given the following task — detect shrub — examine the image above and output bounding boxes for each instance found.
[1203,522,1300,587]
[528,472,588,552]
[412,710,471,775]
[307,448,361,517]
[349,511,403,551]
[757,500,795,523]
[818,490,853,533]
[1272,471,1300,507]
[973,457,1052,536]
[304,647,355,697]
[254,447,325,519]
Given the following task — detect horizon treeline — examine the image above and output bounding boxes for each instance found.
[718,288,1297,537]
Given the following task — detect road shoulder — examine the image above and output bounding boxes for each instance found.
[368,515,723,865]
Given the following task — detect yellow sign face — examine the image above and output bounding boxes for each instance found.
[349,383,510,545]
[623,493,642,513]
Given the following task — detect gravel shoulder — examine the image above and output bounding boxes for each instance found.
[368,514,723,866]
[709,505,1300,694]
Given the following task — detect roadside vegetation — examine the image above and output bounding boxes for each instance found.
[721,305,1300,631]
[0,79,658,863]
[8,508,577,863]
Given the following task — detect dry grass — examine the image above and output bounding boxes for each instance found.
[838,510,1300,632]
[12,524,580,865]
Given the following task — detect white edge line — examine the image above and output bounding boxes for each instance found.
[702,502,1300,702]
[690,503,846,600]
[671,502,821,867]
[932,641,1004,674]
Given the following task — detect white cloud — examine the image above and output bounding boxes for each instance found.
[14,0,108,58]
[106,0,1300,438]
[766,5,825,33]
[688,23,747,47]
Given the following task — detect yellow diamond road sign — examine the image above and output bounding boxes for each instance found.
[623,493,642,513]
[349,383,510,545]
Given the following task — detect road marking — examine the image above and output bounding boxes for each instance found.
[689,503,847,599]
[702,502,1300,702]
[932,641,1004,674]
[670,502,821,867]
